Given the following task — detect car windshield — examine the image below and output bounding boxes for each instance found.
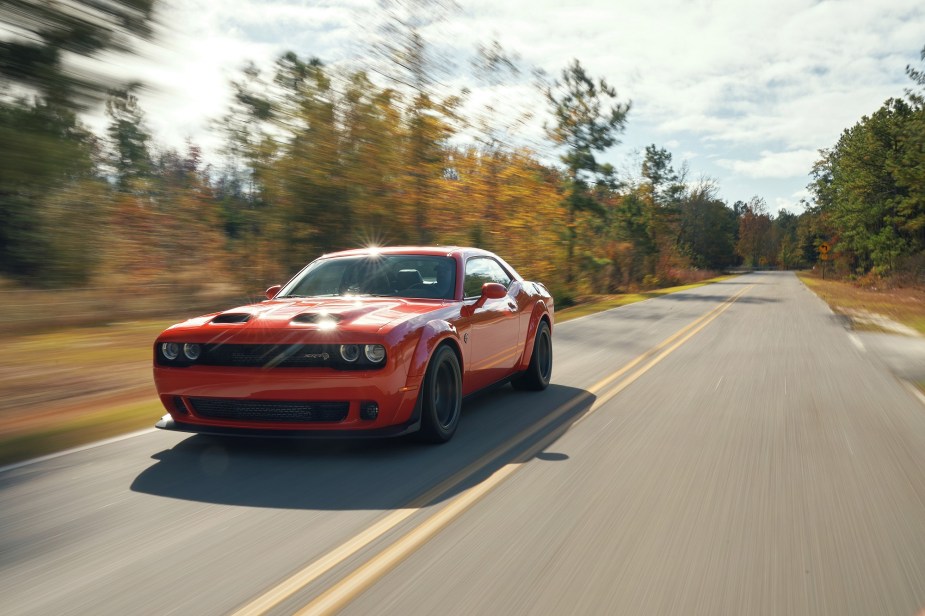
[279,255,457,300]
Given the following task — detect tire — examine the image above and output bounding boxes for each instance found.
[417,345,463,443]
[512,320,552,391]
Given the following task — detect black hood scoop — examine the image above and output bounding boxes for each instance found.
[291,312,343,325]
[210,313,252,324]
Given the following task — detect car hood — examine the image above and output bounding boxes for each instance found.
[179,297,452,335]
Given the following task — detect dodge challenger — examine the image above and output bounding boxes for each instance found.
[153,246,553,443]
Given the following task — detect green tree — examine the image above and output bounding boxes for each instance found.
[544,59,630,287]
[106,87,152,190]
[0,103,96,281]
[639,145,687,279]
[816,99,913,273]
[0,0,157,109]
[0,0,157,283]
[773,209,801,269]
[893,46,925,262]
[607,190,656,288]
[642,145,686,206]
[679,184,738,270]
[807,46,925,276]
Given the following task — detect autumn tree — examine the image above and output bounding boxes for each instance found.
[341,72,405,245]
[736,197,774,268]
[274,55,349,263]
[370,0,463,244]
[465,41,534,251]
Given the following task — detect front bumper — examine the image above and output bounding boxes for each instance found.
[153,363,423,433]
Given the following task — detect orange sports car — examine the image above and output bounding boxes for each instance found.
[153,246,554,443]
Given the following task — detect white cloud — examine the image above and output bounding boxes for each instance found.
[717,149,819,179]
[775,187,812,214]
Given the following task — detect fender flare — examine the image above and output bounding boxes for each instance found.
[516,300,552,371]
[406,319,463,382]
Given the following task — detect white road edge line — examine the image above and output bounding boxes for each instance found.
[0,428,157,474]
[903,380,925,409]
[847,333,866,352]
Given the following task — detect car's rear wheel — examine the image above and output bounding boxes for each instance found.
[512,320,552,391]
[417,345,462,443]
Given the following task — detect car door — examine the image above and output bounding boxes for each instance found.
[461,256,521,392]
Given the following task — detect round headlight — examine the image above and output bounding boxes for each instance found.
[161,342,180,361]
[183,343,201,361]
[364,344,386,363]
[339,344,360,362]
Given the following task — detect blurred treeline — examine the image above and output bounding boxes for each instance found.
[1,2,922,311]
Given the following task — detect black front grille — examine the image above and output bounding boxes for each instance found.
[200,344,334,368]
[195,344,383,369]
[189,398,349,423]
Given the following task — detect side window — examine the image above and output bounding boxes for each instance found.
[464,258,512,298]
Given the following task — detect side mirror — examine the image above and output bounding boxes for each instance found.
[265,285,282,300]
[472,282,507,310]
[481,282,507,300]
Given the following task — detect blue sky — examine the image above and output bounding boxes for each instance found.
[107,0,925,215]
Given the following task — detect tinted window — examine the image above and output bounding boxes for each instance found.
[280,255,457,300]
[464,257,512,298]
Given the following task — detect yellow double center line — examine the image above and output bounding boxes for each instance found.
[234,284,753,616]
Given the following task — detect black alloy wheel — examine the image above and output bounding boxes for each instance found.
[418,345,462,443]
[512,320,552,391]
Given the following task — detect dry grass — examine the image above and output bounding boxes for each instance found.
[0,319,173,468]
[0,320,173,423]
[0,280,245,336]
[0,401,162,468]
[797,271,925,335]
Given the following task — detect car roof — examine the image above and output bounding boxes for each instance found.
[319,246,496,259]
[308,246,524,283]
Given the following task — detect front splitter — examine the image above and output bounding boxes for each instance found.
[155,415,422,439]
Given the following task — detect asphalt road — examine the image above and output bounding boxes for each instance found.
[3,271,925,615]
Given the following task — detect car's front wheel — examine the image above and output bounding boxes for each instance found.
[512,320,552,391]
[417,345,462,443]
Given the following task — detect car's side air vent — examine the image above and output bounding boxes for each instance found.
[211,313,252,324]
